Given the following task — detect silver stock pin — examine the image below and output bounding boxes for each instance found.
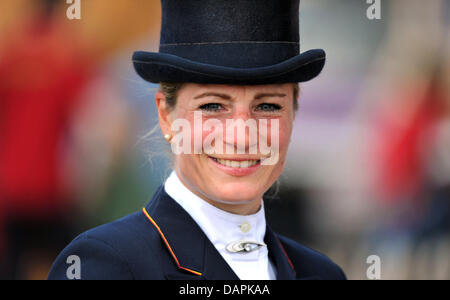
[226,240,266,254]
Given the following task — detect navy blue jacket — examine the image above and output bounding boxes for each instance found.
[48,186,346,280]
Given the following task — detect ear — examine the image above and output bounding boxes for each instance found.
[155,91,173,137]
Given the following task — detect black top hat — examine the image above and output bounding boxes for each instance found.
[133,0,326,85]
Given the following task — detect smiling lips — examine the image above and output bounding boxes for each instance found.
[208,156,262,177]
[211,157,260,168]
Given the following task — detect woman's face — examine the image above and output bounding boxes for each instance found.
[157,83,296,214]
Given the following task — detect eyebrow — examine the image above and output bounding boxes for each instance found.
[193,92,286,100]
[254,93,286,100]
[194,92,231,100]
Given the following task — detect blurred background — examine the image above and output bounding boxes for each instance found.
[0,0,448,280]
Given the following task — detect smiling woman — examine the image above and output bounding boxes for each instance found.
[155,83,294,214]
[48,0,346,280]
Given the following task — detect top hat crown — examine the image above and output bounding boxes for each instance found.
[133,0,326,85]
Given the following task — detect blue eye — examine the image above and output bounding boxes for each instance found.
[256,103,282,112]
[199,103,223,112]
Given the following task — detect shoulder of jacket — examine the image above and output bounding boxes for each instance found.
[79,210,158,245]
[277,234,347,280]
[49,210,164,280]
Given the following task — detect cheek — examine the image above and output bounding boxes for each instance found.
[265,120,291,182]
[277,121,292,154]
[266,117,292,156]
[171,112,199,169]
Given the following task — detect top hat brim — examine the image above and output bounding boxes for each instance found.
[132,49,326,85]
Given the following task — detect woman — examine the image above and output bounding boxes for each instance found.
[48,0,346,280]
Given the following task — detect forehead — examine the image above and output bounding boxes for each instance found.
[178,83,293,97]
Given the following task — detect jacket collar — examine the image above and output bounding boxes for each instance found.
[143,185,296,280]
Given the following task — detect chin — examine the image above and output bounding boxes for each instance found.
[210,181,266,204]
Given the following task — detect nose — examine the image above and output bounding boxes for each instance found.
[224,108,258,154]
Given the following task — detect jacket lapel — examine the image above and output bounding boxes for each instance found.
[144,186,239,280]
[264,225,297,280]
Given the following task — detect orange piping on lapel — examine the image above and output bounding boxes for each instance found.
[142,207,202,276]
[276,236,297,277]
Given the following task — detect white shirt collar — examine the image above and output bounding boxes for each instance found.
[164,170,276,279]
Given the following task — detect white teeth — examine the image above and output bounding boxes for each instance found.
[213,158,259,168]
